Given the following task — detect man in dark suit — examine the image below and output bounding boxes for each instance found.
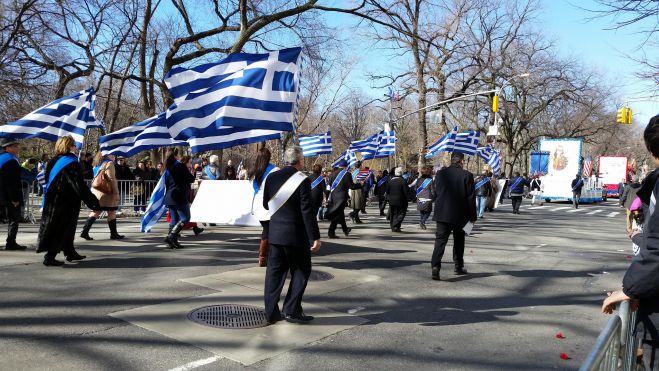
[0,139,26,250]
[263,146,321,324]
[431,152,477,280]
[325,160,358,238]
[385,167,410,232]
[374,169,389,216]
[308,164,326,220]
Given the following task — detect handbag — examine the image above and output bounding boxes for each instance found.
[92,163,113,194]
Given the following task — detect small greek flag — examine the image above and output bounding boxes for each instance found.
[36,169,46,186]
[141,172,168,233]
[375,130,396,158]
[477,145,501,175]
[331,150,357,169]
[299,131,332,156]
[100,113,187,157]
[426,127,458,158]
[453,131,481,155]
[0,87,98,147]
[349,134,379,161]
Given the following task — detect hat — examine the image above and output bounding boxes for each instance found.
[0,138,19,148]
[337,159,348,167]
[209,155,219,164]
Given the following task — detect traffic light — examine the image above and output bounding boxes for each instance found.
[492,95,499,113]
[616,107,632,124]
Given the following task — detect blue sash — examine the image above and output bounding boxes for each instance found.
[311,175,324,189]
[572,179,583,192]
[474,178,489,190]
[42,155,77,207]
[204,166,216,180]
[252,163,275,195]
[351,169,360,181]
[0,152,19,169]
[377,176,387,187]
[510,177,523,191]
[331,169,348,191]
[93,159,111,178]
[416,178,431,196]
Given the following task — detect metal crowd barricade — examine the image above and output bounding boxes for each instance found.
[80,180,159,214]
[580,300,640,371]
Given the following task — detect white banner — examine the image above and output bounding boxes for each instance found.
[190,180,261,226]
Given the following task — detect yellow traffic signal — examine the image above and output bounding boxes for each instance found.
[492,95,499,113]
[626,108,632,125]
[616,107,626,123]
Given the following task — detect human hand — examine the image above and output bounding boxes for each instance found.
[11,201,19,207]
[601,290,631,314]
[310,240,321,253]
[629,229,641,239]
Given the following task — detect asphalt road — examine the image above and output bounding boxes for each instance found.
[0,198,632,370]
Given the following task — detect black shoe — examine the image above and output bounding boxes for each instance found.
[380,212,385,216]
[419,223,426,230]
[193,226,204,236]
[343,227,352,236]
[284,313,314,323]
[432,267,440,281]
[393,227,402,233]
[43,258,65,266]
[110,233,125,240]
[65,253,86,262]
[454,267,468,275]
[354,219,363,224]
[267,313,283,325]
[328,233,339,239]
[79,232,93,241]
[164,236,180,249]
[5,242,27,250]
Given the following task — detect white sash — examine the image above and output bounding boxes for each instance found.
[268,172,307,216]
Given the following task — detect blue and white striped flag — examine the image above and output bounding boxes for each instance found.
[299,131,332,156]
[164,48,302,152]
[476,145,502,175]
[141,172,168,233]
[375,130,396,158]
[349,134,379,160]
[331,150,357,168]
[99,113,188,157]
[0,87,98,147]
[453,130,481,155]
[36,169,45,186]
[426,127,458,159]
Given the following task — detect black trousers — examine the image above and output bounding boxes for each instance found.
[328,208,348,235]
[511,196,523,213]
[572,192,580,208]
[4,204,21,245]
[264,243,311,322]
[431,222,465,269]
[390,205,406,230]
[378,197,387,215]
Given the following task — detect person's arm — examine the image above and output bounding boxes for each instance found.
[466,173,477,222]
[262,178,270,210]
[347,173,361,190]
[7,161,23,204]
[299,178,320,245]
[65,162,100,210]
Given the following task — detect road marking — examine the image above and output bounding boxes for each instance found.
[566,208,584,213]
[168,356,222,371]
[550,207,572,211]
[607,212,620,218]
[528,206,549,210]
[587,210,603,215]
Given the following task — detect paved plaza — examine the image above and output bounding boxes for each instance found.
[1,200,632,370]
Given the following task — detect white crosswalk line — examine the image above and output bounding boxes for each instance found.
[607,212,620,217]
[528,206,549,210]
[566,208,584,213]
[587,210,603,215]
[551,207,572,211]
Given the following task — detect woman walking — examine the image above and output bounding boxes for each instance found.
[79,152,124,240]
[250,147,279,267]
[37,136,100,266]
[162,148,196,249]
[415,165,435,230]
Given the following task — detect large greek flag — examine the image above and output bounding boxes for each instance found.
[99,113,188,157]
[375,130,396,158]
[349,134,379,160]
[299,131,332,156]
[331,150,357,169]
[426,127,458,159]
[0,87,98,147]
[164,48,302,152]
[453,130,481,155]
[141,172,168,233]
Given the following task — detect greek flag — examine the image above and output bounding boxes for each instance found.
[331,150,357,168]
[299,131,332,156]
[426,127,458,159]
[141,172,168,233]
[164,48,302,152]
[477,145,501,175]
[375,130,396,158]
[349,134,379,160]
[0,87,98,147]
[453,131,481,155]
[36,169,45,185]
[99,113,188,157]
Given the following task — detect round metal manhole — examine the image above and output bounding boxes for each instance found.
[187,304,268,329]
[309,270,334,281]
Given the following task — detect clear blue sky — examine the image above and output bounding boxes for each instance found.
[323,0,658,125]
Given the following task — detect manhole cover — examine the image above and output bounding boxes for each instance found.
[187,304,268,329]
[309,270,334,281]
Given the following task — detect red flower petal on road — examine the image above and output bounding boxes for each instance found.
[555,332,565,339]
[560,353,569,360]
[626,255,632,260]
